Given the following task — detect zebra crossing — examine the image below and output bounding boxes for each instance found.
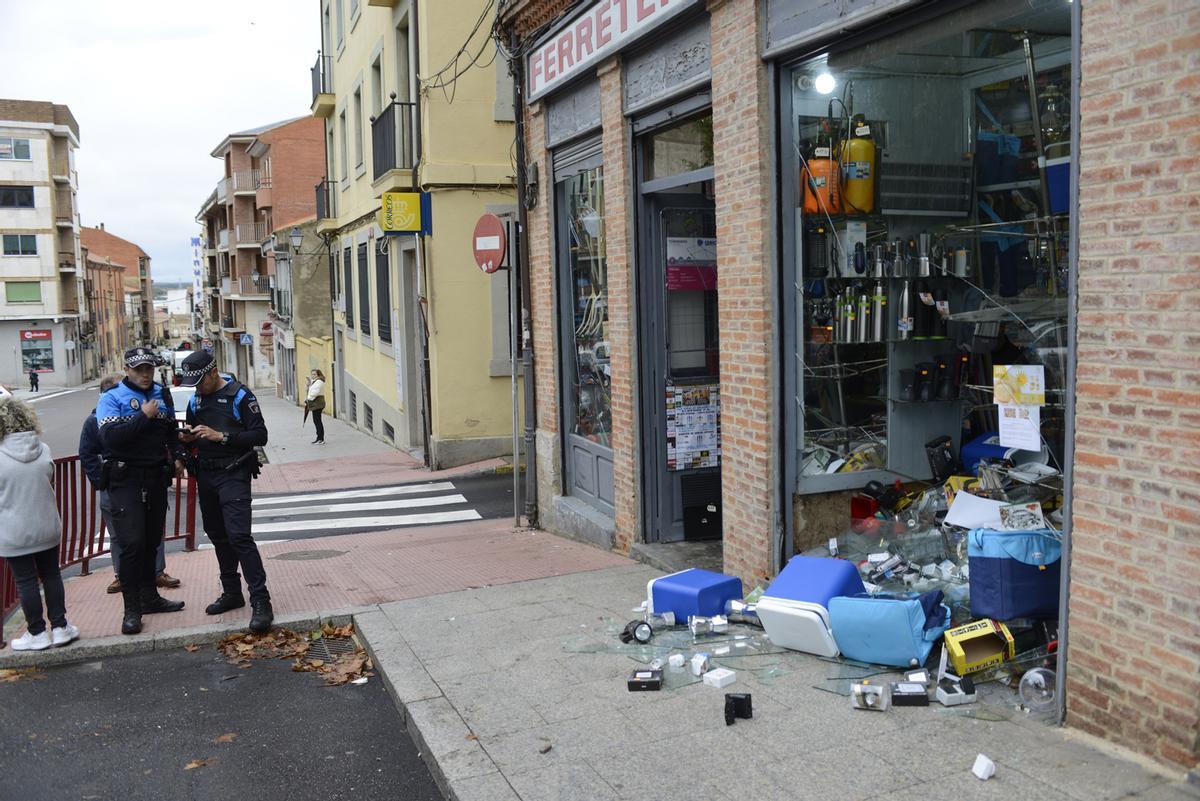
[250,480,482,537]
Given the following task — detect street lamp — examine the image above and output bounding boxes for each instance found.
[288,226,303,251]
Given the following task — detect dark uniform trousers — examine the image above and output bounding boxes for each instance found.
[107,463,171,593]
[197,463,269,602]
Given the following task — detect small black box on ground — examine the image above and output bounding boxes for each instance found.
[627,669,663,692]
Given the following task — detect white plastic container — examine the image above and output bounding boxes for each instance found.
[703,668,737,688]
[755,596,841,657]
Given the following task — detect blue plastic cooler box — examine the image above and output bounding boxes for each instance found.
[647,569,743,624]
[757,556,865,657]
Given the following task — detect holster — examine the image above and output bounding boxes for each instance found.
[96,460,112,491]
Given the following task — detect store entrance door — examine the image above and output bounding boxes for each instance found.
[640,191,720,543]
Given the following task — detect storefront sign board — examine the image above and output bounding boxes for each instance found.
[379,192,432,235]
[19,329,54,373]
[528,0,702,102]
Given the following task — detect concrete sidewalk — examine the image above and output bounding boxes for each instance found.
[5,559,1196,800]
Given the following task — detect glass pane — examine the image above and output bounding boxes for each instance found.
[563,166,611,447]
[661,208,718,379]
[793,0,1071,481]
[645,115,713,181]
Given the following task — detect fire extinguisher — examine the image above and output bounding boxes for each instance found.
[802,138,841,217]
[839,113,876,215]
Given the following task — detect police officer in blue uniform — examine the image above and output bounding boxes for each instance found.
[97,347,187,634]
[177,350,273,634]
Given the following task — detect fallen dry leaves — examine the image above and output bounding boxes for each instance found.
[183,644,202,653]
[213,733,237,744]
[214,624,372,686]
[184,757,215,771]
[0,667,45,683]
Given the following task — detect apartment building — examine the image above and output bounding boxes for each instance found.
[0,98,85,387]
[80,224,154,350]
[310,0,517,465]
[265,218,334,407]
[196,116,324,389]
[81,246,127,376]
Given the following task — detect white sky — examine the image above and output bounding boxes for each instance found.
[1,1,321,282]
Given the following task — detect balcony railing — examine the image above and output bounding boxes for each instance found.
[233,170,259,194]
[315,180,336,220]
[217,228,229,249]
[221,314,236,329]
[234,221,267,245]
[311,53,332,104]
[371,98,419,180]
[234,274,271,296]
[216,177,229,202]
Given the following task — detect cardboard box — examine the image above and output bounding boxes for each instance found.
[943,619,1015,675]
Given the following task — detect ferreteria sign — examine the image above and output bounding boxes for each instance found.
[527,0,700,102]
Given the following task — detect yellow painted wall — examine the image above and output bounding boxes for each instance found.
[295,334,335,416]
[424,188,523,442]
[321,0,517,451]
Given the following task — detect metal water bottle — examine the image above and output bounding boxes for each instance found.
[857,289,870,343]
[896,280,913,340]
[871,280,886,342]
[872,244,885,278]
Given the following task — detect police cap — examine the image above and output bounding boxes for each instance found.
[177,350,216,387]
[124,346,157,369]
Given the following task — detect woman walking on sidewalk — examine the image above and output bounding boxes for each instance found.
[305,369,327,445]
[0,397,79,650]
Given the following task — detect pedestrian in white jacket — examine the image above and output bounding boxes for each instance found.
[0,397,79,651]
[305,369,327,444]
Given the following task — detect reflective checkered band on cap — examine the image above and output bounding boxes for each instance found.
[124,348,155,367]
[177,362,211,383]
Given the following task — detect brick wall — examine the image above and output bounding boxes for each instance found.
[708,0,776,588]
[525,101,558,437]
[263,117,325,230]
[1069,0,1200,772]
[599,58,639,553]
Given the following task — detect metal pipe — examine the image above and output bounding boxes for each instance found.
[1023,36,1060,282]
[511,28,538,526]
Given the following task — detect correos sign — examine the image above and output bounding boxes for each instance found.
[527,0,700,102]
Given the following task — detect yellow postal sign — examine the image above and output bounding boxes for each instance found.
[379,192,422,233]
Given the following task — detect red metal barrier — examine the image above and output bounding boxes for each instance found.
[1,455,197,648]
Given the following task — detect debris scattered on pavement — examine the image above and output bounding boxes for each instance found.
[183,643,202,653]
[184,757,215,771]
[538,739,553,754]
[972,753,996,780]
[724,693,753,725]
[212,733,237,744]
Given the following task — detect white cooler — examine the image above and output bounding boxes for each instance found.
[757,556,866,657]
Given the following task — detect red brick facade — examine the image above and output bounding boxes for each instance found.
[1068,0,1200,771]
[506,0,1200,773]
[708,0,776,587]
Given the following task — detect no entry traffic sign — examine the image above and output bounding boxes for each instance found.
[472,213,507,274]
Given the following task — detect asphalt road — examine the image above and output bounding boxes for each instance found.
[0,648,443,801]
[26,384,104,457]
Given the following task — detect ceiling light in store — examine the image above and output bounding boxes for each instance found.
[814,72,836,94]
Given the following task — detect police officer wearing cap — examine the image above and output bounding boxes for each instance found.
[177,350,274,633]
[96,347,187,634]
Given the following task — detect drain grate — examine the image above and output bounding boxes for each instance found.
[308,635,360,662]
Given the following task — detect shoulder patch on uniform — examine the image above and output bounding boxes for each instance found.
[248,400,260,414]
[129,398,141,410]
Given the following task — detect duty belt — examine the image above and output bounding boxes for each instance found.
[196,455,246,470]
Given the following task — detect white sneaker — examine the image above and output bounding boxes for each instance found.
[51,623,80,647]
[10,630,52,651]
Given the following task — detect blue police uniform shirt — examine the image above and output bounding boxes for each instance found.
[96,377,179,467]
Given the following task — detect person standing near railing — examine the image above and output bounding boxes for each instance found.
[177,349,274,634]
[0,396,79,650]
[97,347,187,635]
[80,374,181,595]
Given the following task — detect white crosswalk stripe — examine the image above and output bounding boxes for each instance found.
[249,482,481,537]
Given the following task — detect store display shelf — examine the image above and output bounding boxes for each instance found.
[976,179,1039,193]
[888,397,967,405]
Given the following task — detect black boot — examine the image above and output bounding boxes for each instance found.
[140,590,185,614]
[121,592,143,635]
[205,592,246,616]
[248,599,274,634]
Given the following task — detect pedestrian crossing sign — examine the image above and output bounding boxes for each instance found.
[379,192,431,235]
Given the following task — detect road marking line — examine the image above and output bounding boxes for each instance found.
[251,509,482,534]
[252,494,469,519]
[26,387,88,404]
[252,481,457,507]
